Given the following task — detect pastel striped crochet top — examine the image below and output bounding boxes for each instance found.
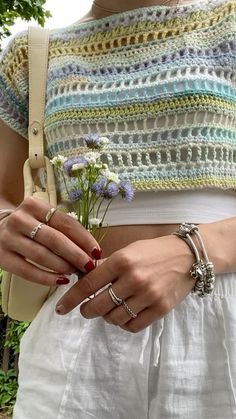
[1,0,236,197]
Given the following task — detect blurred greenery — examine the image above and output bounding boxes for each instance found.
[0,1,52,414]
[0,0,51,47]
[0,269,29,417]
[0,369,18,417]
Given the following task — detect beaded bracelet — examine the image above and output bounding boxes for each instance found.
[173,223,215,297]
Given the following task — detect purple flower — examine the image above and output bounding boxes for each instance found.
[103,182,119,199]
[68,188,82,201]
[91,176,107,196]
[63,157,87,174]
[119,181,134,201]
[84,134,101,149]
[84,134,110,149]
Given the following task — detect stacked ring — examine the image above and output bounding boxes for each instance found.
[108,285,138,319]
[121,300,137,319]
[45,207,57,224]
[108,285,123,306]
[30,222,44,240]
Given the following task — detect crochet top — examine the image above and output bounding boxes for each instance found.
[1,0,236,198]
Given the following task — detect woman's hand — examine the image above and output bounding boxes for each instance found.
[55,234,196,333]
[0,197,102,286]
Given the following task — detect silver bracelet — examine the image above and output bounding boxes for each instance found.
[173,223,215,297]
[0,208,15,221]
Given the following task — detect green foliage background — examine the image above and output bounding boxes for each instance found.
[0,1,52,415]
[0,0,51,46]
[0,269,29,417]
[0,1,53,413]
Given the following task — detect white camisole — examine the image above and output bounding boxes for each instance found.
[103,189,236,226]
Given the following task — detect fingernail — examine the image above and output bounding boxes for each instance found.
[84,260,95,272]
[55,304,65,315]
[56,277,70,285]
[91,247,102,260]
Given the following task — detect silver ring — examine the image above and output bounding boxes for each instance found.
[30,222,45,240]
[108,286,137,318]
[108,285,123,306]
[121,300,138,319]
[45,207,57,224]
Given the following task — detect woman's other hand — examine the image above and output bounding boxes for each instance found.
[0,120,101,286]
[0,197,102,285]
[55,235,196,332]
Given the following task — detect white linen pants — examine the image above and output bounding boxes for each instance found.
[13,272,236,419]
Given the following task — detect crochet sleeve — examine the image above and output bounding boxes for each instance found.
[0,31,29,139]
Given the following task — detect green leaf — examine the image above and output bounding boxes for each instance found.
[0,270,30,414]
[0,0,52,49]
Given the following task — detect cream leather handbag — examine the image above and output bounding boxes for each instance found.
[1,26,57,322]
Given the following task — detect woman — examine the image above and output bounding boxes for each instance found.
[1,0,236,417]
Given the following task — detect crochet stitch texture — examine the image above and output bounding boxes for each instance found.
[0,0,236,196]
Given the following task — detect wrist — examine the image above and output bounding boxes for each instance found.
[197,221,229,274]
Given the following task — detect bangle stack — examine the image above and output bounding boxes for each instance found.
[173,223,215,298]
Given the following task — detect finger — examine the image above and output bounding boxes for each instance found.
[80,297,146,326]
[12,236,75,274]
[120,305,160,334]
[80,279,132,319]
[22,198,102,259]
[55,256,123,314]
[21,218,95,273]
[46,210,101,258]
[1,251,67,286]
[95,257,108,267]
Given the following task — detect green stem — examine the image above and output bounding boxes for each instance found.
[96,197,106,219]
[60,168,70,197]
[100,198,113,227]
[88,194,99,215]
[60,168,78,214]
[98,225,109,244]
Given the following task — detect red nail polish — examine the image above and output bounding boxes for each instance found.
[91,247,102,260]
[56,304,65,315]
[84,260,95,272]
[56,277,70,285]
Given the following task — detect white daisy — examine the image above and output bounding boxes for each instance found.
[84,151,101,164]
[89,217,102,227]
[50,155,67,167]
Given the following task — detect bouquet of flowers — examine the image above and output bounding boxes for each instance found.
[51,134,134,243]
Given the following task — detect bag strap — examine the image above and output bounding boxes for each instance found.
[28,26,50,169]
[23,26,57,206]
